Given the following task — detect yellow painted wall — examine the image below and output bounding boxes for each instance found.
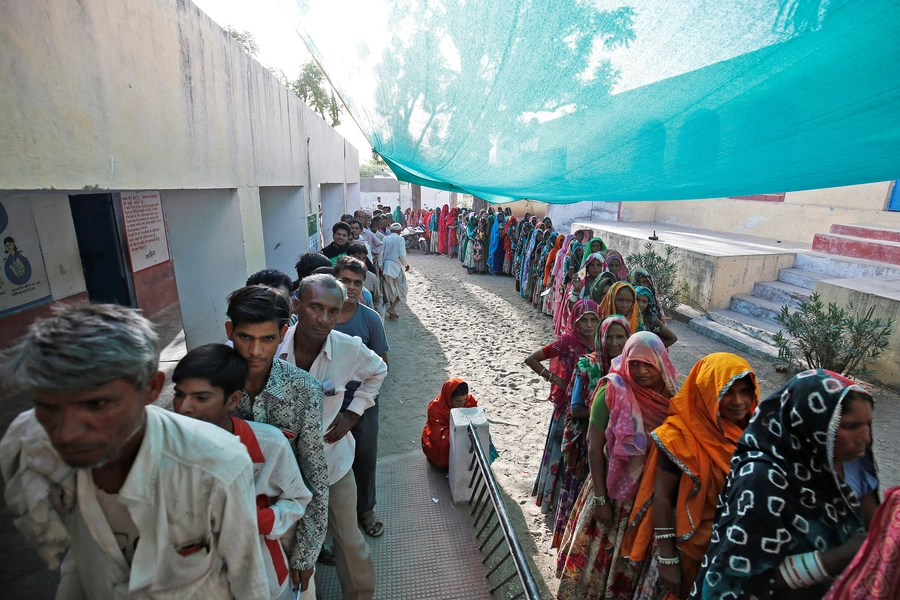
[620,182,898,243]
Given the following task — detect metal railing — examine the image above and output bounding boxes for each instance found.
[467,424,541,600]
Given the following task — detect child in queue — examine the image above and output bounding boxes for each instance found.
[173,344,312,600]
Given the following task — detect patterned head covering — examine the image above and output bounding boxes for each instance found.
[623,353,759,568]
[597,281,644,333]
[690,370,872,600]
[603,331,679,500]
[576,252,606,280]
[544,298,599,414]
[604,250,629,281]
[596,314,632,378]
[628,267,666,324]
[589,271,618,305]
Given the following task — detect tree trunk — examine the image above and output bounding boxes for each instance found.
[412,184,422,211]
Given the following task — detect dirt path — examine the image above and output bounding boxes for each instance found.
[378,251,900,596]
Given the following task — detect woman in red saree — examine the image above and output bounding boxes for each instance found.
[438,203,450,254]
[421,378,478,468]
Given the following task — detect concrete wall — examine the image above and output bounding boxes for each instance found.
[573,221,795,310]
[260,186,307,278]
[0,0,358,348]
[815,276,900,391]
[548,201,619,231]
[620,182,898,244]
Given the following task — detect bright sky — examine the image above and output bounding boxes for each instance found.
[191,0,373,164]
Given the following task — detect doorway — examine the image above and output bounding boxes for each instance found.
[69,194,134,306]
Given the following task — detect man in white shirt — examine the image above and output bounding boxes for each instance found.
[359,217,384,266]
[277,274,387,600]
[381,222,410,319]
[0,304,268,599]
[173,343,312,600]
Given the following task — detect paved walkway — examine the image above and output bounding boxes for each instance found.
[317,452,492,599]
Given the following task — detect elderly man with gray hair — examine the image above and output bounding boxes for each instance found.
[0,304,269,599]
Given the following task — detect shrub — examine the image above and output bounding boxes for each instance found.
[625,242,689,316]
[773,293,894,381]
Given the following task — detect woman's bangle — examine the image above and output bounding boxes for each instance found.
[655,532,676,540]
[778,552,831,589]
[657,554,680,566]
[592,494,609,507]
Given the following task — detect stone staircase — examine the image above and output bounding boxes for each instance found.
[688,251,900,362]
[812,223,900,265]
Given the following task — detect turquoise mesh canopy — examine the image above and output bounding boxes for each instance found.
[284,0,900,203]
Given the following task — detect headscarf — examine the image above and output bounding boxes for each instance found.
[543,234,564,287]
[589,271,618,305]
[823,485,900,600]
[597,281,644,333]
[622,353,759,568]
[437,204,449,253]
[544,299,599,414]
[461,214,477,261]
[520,229,541,296]
[563,239,584,279]
[503,216,518,261]
[421,378,478,469]
[575,252,605,281]
[634,286,661,327]
[488,212,505,273]
[562,314,634,456]
[690,370,872,600]
[584,236,608,255]
[628,267,666,324]
[551,235,576,283]
[602,331,679,500]
[604,250,629,281]
[392,206,403,224]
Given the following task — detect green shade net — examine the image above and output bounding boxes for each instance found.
[283,0,900,203]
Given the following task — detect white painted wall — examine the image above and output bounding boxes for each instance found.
[163,189,250,348]
[320,184,346,245]
[346,183,360,214]
[259,187,307,278]
[29,195,87,300]
[421,187,452,210]
[548,201,619,231]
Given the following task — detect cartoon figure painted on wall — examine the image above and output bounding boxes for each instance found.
[4,237,32,285]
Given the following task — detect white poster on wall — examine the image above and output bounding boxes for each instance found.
[0,198,52,316]
[120,191,170,272]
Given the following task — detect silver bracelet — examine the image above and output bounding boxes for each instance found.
[657,554,680,566]
[655,532,676,540]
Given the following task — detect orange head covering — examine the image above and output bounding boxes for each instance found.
[622,353,760,571]
[421,378,478,468]
[543,235,565,287]
[597,281,644,334]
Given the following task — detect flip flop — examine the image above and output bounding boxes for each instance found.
[387,311,400,319]
[359,513,385,538]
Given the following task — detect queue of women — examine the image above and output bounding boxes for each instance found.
[414,208,895,600]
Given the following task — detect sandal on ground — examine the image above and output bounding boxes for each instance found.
[359,512,385,537]
[387,311,400,319]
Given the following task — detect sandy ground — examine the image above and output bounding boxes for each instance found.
[382,251,900,597]
[1,252,898,599]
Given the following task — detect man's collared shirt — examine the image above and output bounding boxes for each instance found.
[232,358,328,572]
[277,328,387,485]
[4,405,270,599]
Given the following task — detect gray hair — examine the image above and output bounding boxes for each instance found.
[296,273,347,303]
[2,303,160,393]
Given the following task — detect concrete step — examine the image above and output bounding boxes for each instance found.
[730,295,794,326]
[708,309,783,345]
[777,268,830,290]
[689,317,779,363]
[794,252,900,279]
[830,223,900,244]
[752,280,811,308]
[812,233,900,266]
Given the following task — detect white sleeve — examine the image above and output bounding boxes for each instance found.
[259,435,313,539]
[346,343,389,416]
[216,460,269,600]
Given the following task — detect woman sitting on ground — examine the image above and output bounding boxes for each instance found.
[689,370,879,600]
[557,332,680,600]
[421,378,478,468]
[620,353,759,599]
[636,286,677,347]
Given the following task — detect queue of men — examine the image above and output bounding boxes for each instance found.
[0,217,407,598]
